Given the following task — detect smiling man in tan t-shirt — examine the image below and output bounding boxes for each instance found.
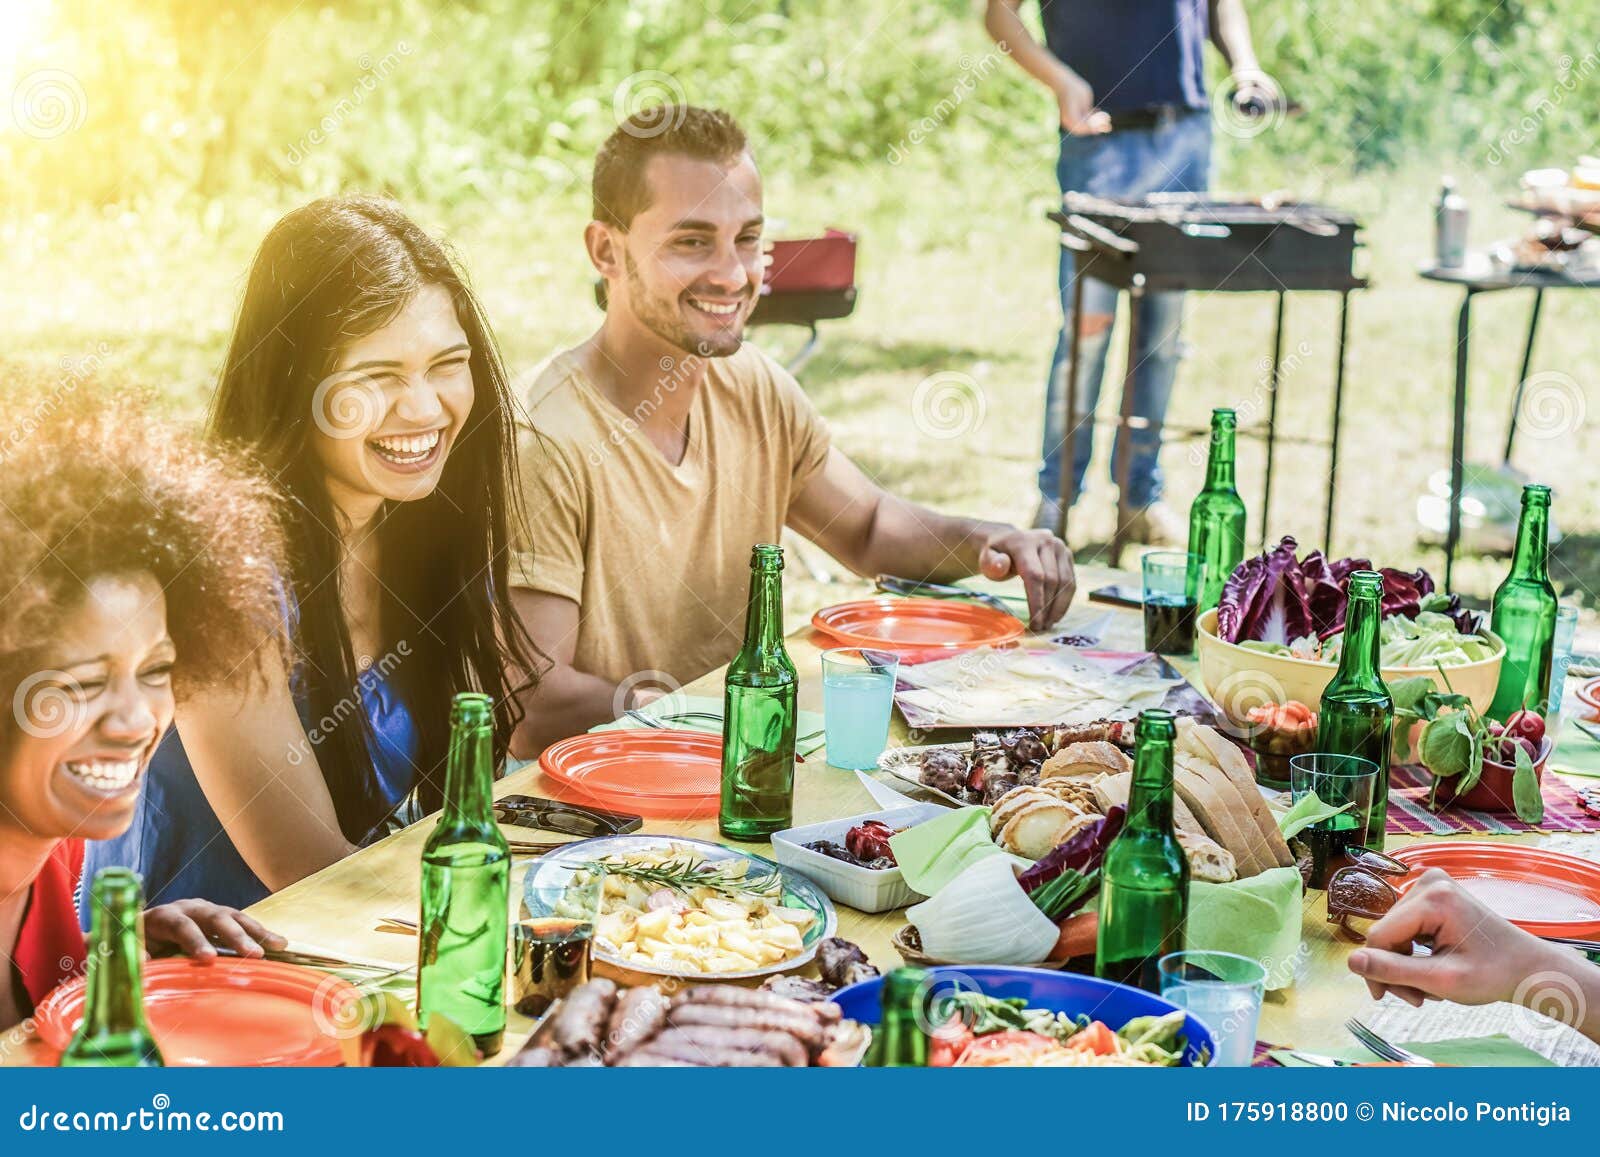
[508,106,1075,757]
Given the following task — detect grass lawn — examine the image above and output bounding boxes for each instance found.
[7,154,1599,626]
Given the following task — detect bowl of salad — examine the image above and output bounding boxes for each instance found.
[1196,538,1503,730]
[832,965,1214,1066]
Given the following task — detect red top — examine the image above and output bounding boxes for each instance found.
[11,839,86,1011]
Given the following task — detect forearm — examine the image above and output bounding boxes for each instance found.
[1519,943,1600,1044]
[1208,0,1260,72]
[854,494,1005,584]
[510,664,627,761]
[985,0,1074,92]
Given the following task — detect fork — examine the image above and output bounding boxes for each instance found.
[1345,1018,1435,1065]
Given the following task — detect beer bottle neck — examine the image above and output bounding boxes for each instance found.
[1509,497,1550,583]
[1126,735,1176,834]
[442,720,496,826]
[1339,583,1383,682]
[83,888,148,1036]
[742,566,785,654]
[1203,418,1237,492]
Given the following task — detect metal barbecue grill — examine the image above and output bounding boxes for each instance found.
[1050,192,1368,563]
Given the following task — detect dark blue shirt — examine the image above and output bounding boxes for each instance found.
[1039,0,1210,115]
[80,656,419,915]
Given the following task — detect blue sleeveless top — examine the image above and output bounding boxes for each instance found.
[80,663,419,914]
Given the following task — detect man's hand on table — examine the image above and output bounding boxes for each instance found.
[1347,868,1586,1012]
[145,899,288,961]
[978,526,1076,632]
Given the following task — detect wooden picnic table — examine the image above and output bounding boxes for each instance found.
[9,569,1596,1064]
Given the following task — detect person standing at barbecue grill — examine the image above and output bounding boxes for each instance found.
[985,0,1276,544]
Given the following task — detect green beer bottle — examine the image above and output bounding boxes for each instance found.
[1187,408,1248,611]
[418,692,509,1056]
[60,868,163,1067]
[719,544,798,841]
[1488,484,1558,721]
[864,966,930,1067]
[1095,709,1189,992]
[1319,570,1394,848]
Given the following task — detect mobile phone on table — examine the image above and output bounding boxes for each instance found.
[1089,583,1144,609]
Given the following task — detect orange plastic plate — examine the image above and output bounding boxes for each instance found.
[811,597,1024,657]
[1394,841,1600,938]
[539,729,722,818]
[34,957,357,1066]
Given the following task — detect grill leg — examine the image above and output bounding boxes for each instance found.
[1445,290,1474,592]
[1260,291,1287,550]
[1324,291,1351,554]
[1503,287,1545,466]
[1110,277,1144,568]
[1055,272,1088,541]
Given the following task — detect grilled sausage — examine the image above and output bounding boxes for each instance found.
[603,984,668,1064]
[549,977,616,1056]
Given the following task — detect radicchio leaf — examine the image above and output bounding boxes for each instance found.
[1216,537,1314,644]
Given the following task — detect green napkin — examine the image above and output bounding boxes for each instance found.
[1278,791,1352,840]
[1186,866,1304,991]
[591,694,826,756]
[1550,712,1600,778]
[889,806,1028,896]
[1271,1034,1554,1067]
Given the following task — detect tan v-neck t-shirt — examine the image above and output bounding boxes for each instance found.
[511,344,832,687]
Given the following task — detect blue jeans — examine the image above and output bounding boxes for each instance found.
[1038,112,1212,510]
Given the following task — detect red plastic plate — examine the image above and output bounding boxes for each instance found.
[1393,841,1600,938]
[812,597,1024,656]
[34,957,357,1066]
[539,729,722,818]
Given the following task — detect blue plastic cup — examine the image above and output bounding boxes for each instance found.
[821,648,900,770]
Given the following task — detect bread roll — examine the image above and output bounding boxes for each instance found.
[1176,719,1294,868]
[1178,832,1237,883]
[997,800,1098,860]
[1092,771,1205,837]
[1174,755,1270,877]
[1039,740,1131,781]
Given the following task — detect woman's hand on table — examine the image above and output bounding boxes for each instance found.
[1346,868,1571,1008]
[979,526,1076,631]
[144,899,288,961]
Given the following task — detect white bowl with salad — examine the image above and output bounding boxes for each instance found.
[1195,537,1504,728]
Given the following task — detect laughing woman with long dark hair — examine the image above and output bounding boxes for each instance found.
[83,196,542,909]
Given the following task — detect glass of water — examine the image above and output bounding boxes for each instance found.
[1158,950,1267,1067]
[820,648,900,770]
[1548,603,1580,728]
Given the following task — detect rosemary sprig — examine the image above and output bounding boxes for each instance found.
[577,854,784,900]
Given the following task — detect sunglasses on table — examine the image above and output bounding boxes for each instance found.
[1325,846,1413,942]
[492,794,642,838]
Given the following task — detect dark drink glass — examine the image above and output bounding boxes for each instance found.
[1289,752,1378,889]
[511,917,593,1018]
[1141,551,1205,657]
[517,860,606,1022]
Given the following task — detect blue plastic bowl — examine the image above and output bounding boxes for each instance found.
[832,965,1216,1067]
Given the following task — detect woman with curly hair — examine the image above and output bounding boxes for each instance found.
[83,195,543,909]
[0,380,290,1030]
